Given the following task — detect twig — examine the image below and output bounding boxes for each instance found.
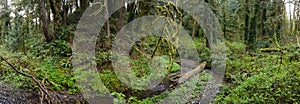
[40,88,44,104]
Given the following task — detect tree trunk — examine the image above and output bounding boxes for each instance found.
[244,0,250,45]
[117,7,126,32]
[1,0,9,42]
[75,0,79,8]
[49,0,62,30]
[223,5,227,40]
[294,0,299,33]
[248,0,259,50]
[261,0,267,36]
[105,0,111,48]
[192,20,198,39]
[290,0,293,34]
[127,3,136,23]
[275,0,284,39]
[80,0,89,11]
[39,0,52,42]
[62,0,69,25]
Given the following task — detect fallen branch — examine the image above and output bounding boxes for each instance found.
[177,62,207,84]
[0,56,57,103]
[260,48,281,53]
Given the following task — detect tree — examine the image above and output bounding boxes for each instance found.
[80,0,89,11]
[261,0,267,36]
[248,0,260,50]
[293,0,300,36]
[0,0,10,43]
[244,0,250,46]
[39,0,52,42]
[49,0,62,30]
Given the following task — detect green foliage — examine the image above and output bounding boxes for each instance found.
[29,25,74,57]
[194,38,210,63]
[160,71,208,103]
[286,46,300,62]
[0,45,78,93]
[110,71,209,104]
[38,57,77,93]
[1,70,32,88]
[159,55,180,73]
[130,57,152,77]
[5,13,26,51]
[1,0,299,103]
[111,92,126,104]
[99,69,127,92]
[127,96,155,104]
[215,63,300,103]
[29,37,71,57]
[96,51,112,69]
[55,25,75,41]
[46,40,72,56]
[215,42,300,103]
[0,46,33,88]
[226,41,246,54]
[255,39,272,49]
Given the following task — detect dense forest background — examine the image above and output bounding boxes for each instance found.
[0,0,299,103]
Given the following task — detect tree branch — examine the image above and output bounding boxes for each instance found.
[0,56,57,103]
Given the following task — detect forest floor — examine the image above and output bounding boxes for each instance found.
[0,83,87,104]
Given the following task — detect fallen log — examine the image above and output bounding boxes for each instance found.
[177,62,207,84]
[260,48,281,53]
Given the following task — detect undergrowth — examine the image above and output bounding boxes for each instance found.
[214,41,300,103]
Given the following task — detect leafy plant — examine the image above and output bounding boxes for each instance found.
[214,42,300,103]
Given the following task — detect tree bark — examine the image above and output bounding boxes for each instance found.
[49,0,62,29]
[105,0,111,44]
[62,0,69,25]
[117,7,126,32]
[127,3,136,23]
[244,0,250,45]
[39,0,52,42]
[80,0,89,11]
[290,0,293,34]
[223,5,227,40]
[275,0,284,39]
[248,0,259,50]
[1,0,10,42]
[261,0,267,36]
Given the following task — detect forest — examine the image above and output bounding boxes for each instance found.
[0,0,299,103]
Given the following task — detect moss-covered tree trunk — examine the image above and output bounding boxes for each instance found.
[261,0,267,37]
[248,0,259,50]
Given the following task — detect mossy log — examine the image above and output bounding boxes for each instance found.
[177,62,206,84]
